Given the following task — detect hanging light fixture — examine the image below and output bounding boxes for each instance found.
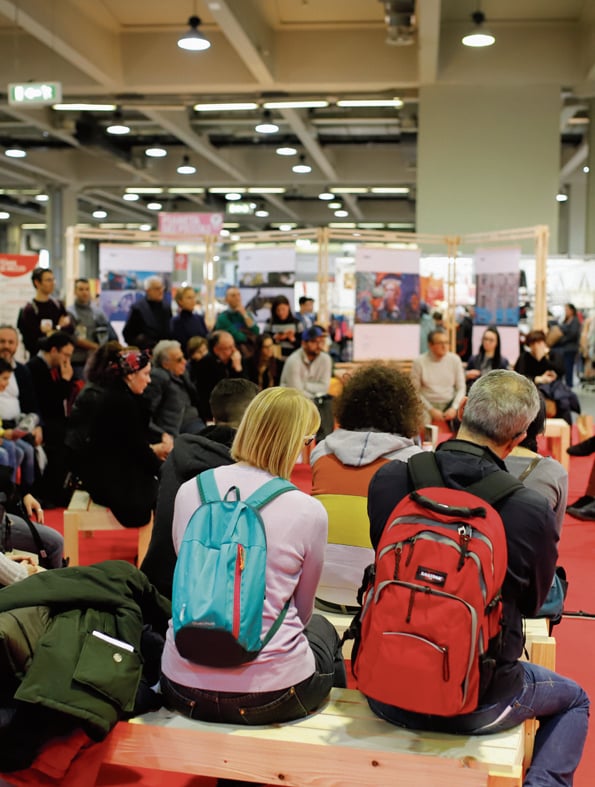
[292,155,312,174]
[462,10,495,47]
[106,109,130,135]
[92,208,107,219]
[145,146,168,158]
[4,144,26,158]
[255,111,279,134]
[177,155,196,175]
[178,16,211,51]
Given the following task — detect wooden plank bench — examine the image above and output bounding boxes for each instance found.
[543,418,570,471]
[101,619,556,787]
[63,489,152,568]
[103,687,525,786]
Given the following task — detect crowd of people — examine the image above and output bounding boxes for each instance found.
[0,268,592,786]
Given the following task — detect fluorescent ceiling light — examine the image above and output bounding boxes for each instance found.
[332,187,368,194]
[194,102,259,111]
[168,187,205,194]
[147,202,163,210]
[125,187,163,193]
[337,99,403,108]
[35,194,49,202]
[0,211,10,219]
[370,187,410,194]
[319,192,334,200]
[387,222,415,229]
[358,223,385,229]
[247,187,285,194]
[123,193,140,201]
[145,147,167,158]
[22,223,46,229]
[329,222,356,229]
[5,146,26,158]
[52,103,116,111]
[276,146,297,156]
[210,187,245,194]
[92,209,107,219]
[177,16,211,51]
[461,11,495,47]
[263,100,329,109]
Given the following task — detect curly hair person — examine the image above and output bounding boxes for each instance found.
[334,362,423,438]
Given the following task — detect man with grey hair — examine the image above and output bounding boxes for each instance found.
[366,370,588,787]
[143,339,203,437]
[123,275,172,349]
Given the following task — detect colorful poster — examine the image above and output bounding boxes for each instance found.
[474,247,521,326]
[355,272,421,324]
[0,253,39,334]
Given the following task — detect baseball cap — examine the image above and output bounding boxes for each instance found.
[302,325,325,341]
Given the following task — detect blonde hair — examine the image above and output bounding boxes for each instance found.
[231,387,320,479]
[175,285,195,305]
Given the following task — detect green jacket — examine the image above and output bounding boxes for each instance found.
[0,560,171,739]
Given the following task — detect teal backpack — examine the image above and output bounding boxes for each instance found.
[172,468,296,667]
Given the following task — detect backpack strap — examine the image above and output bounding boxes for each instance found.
[196,468,221,504]
[517,456,543,482]
[408,445,523,507]
[245,478,297,510]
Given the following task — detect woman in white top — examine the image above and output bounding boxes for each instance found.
[161,387,346,732]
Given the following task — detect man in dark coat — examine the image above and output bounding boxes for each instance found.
[192,330,246,422]
[141,378,258,598]
[123,276,172,350]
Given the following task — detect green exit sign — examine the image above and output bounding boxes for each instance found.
[8,82,62,106]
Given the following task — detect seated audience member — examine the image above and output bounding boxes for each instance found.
[170,286,208,353]
[192,331,246,423]
[123,275,172,350]
[465,326,510,389]
[187,335,208,362]
[0,358,36,490]
[17,266,73,357]
[161,388,346,734]
[311,363,423,611]
[505,394,568,535]
[214,286,259,356]
[280,325,333,441]
[27,331,76,507]
[264,295,301,358]
[0,551,44,585]
[514,329,578,425]
[566,456,595,521]
[73,344,172,528]
[141,378,259,598]
[0,324,42,442]
[410,328,466,434]
[366,370,588,787]
[143,340,204,437]
[244,333,283,389]
[0,465,64,570]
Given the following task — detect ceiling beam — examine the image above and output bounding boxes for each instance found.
[559,141,588,182]
[0,105,80,148]
[417,0,441,85]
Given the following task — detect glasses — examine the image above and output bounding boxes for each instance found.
[304,434,316,446]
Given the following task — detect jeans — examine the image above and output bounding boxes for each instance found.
[161,613,347,725]
[9,514,64,569]
[368,662,589,787]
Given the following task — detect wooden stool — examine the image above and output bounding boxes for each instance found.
[63,489,152,567]
[544,418,570,471]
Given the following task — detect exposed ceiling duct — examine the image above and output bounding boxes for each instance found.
[379,0,416,46]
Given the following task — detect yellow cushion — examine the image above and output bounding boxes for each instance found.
[314,494,372,549]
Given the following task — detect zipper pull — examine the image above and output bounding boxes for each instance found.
[238,544,245,571]
[393,545,402,579]
[442,646,450,682]
[405,538,415,567]
[406,588,416,623]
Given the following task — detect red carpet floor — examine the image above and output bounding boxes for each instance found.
[37,453,594,787]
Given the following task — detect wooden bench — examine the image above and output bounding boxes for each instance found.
[63,489,152,568]
[102,618,555,786]
[543,418,570,471]
[103,687,526,786]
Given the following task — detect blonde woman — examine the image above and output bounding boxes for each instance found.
[161,387,346,733]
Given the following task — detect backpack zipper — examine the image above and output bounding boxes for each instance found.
[232,544,245,638]
[383,630,450,681]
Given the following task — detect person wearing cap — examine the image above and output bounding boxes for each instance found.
[296,296,316,333]
[281,326,333,440]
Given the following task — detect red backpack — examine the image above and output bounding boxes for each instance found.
[354,446,522,717]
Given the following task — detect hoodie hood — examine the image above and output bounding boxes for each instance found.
[311,428,418,467]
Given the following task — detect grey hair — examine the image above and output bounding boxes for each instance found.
[144,275,164,291]
[152,340,181,367]
[462,369,540,445]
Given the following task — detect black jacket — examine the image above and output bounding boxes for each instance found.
[140,426,236,597]
[368,439,558,708]
[122,298,172,350]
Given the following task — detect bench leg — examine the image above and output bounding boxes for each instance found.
[63,511,80,566]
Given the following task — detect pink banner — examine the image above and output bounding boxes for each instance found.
[158,212,224,237]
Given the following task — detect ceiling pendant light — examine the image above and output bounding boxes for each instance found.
[318,191,334,200]
[145,146,168,158]
[92,208,107,219]
[177,155,196,175]
[462,11,495,47]
[276,146,297,156]
[177,16,211,51]
[292,155,312,174]
[255,111,279,134]
[5,144,26,158]
[106,109,130,135]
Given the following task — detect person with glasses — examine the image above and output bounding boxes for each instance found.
[411,328,466,435]
[143,340,204,437]
[123,275,172,350]
[161,387,346,758]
